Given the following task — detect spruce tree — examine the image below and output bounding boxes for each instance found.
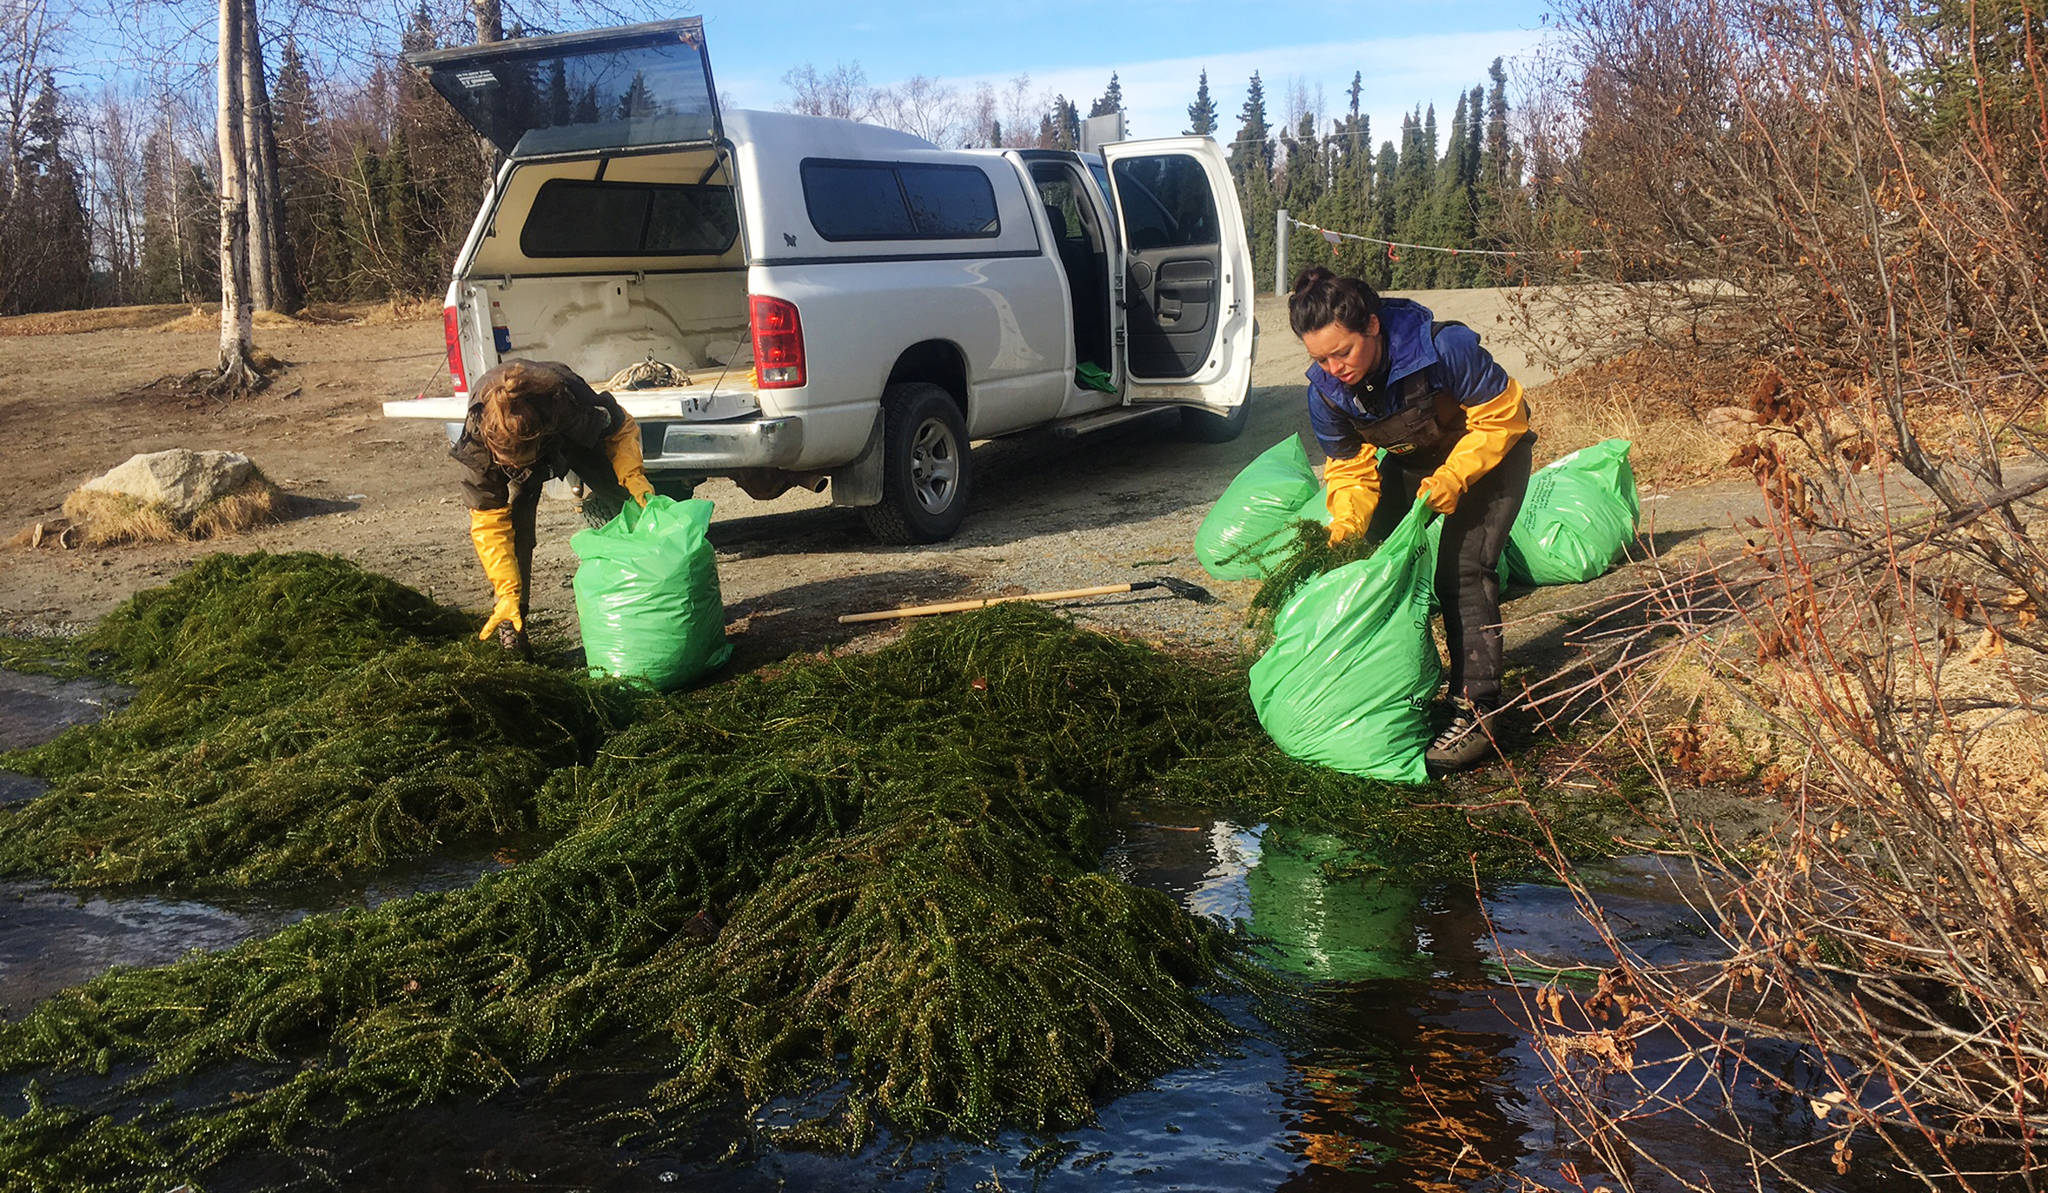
[1228,73,1276,286]
[1185,69,1217,137]
[1274,112,1326,273]
[1230,71,1272,182]
[1341,71,1363,172]
[1,70,92,313]
[138,128,189,303]
[1432,92,1473,286]
[1047,95,1081,149]
[1391,103,1438,289]
[1480,57,1514,244]
[273,37,337,303]
[1372,138,1398,251]
[1392,109,1428,233]
[618,72,655,120]
[547,58,572,127]
[1088,72,1123,119]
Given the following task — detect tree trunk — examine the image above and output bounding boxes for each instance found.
[162,125,190,302]
[239,0,297,312]
[215,0,257,391]
[474,0,501,43]
[472,0,502,180]
[237,0,272,312]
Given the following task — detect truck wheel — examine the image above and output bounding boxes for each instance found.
[1179,399,1249,444]
[861,382,972,544]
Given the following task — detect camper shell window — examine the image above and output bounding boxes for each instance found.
[519,178,739,257]
[801,159,1000,241]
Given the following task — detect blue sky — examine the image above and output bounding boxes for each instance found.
[698,0,1554,157]
[45,0,1553,180]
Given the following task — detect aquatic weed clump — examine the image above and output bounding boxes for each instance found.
[0,644,634,888]
[0,553,636,889]
[0,606,1266,1183]
[1244,520,1378,641]
[86,551,472,676]
[0,603,1608,1185]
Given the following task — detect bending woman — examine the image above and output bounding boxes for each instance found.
[453,360,655,654]
[1288,267,1533,773]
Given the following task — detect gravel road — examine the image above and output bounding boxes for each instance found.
[0,289,1767,680]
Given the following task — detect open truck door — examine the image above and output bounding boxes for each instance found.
[1101,138,1254,417]
[404,17,720,160]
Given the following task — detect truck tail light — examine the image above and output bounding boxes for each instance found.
[749,295,805,389]
[443,305,469,396]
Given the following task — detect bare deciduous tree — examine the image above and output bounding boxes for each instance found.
[1500,0,2048,1186]
[213,0,261,391]
[874,73,958,146]
[0,0,61,202]
[781,61,877,122]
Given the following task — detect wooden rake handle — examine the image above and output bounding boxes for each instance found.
[838,584,1138,624]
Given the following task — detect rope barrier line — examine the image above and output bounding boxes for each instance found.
[1285,215,1610,262]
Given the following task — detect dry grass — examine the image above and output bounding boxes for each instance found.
[152,307,313,335]
[59,472,284,546]
[1524,346,1740,490]
[0,305,194,337]
[0,299,439,341]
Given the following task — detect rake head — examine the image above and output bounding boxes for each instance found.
[1144,576,1217,604]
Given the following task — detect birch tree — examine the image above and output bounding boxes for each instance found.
[213,0,261,391]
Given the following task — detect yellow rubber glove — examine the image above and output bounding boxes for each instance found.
[1424,378,1530,516]
[1322,447,1381,545]
[604,412,655,508]
[1417,473,1462,514]
[469,506,524,640]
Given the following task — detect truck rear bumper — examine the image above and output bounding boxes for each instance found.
[382,397,804,474]
[653,417,803,470]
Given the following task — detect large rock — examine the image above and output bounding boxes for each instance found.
[78,450,258,520]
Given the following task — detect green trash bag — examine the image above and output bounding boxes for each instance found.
[1247,499,1441,783]
[1504,438,1641,586]
[1194,435,1323,580]
[1295,483,1334,527]
[571,495,732,689]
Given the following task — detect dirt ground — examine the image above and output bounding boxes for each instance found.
[0,291,1762,675]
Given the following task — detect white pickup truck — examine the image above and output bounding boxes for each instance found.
[384,18,1256,542]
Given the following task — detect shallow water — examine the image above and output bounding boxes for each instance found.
[0,669,129,806]
[0,669,1866,1191]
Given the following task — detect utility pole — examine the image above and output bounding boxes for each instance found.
[1275,207,1289,294]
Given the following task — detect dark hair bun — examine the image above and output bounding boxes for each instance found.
[1290,265,1336,299]
[1287,269,1382,338]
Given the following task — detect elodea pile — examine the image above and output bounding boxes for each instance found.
[0,553,640,888]
[0,556,1605,1185]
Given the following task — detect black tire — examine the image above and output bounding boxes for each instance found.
[860,382,973,544]
[1179,397,1250,444]
[576,480,626,527]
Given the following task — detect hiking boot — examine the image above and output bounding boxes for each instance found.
[1426,701,1500,774]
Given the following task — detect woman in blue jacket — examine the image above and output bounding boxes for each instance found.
[1289,267,1533,772]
